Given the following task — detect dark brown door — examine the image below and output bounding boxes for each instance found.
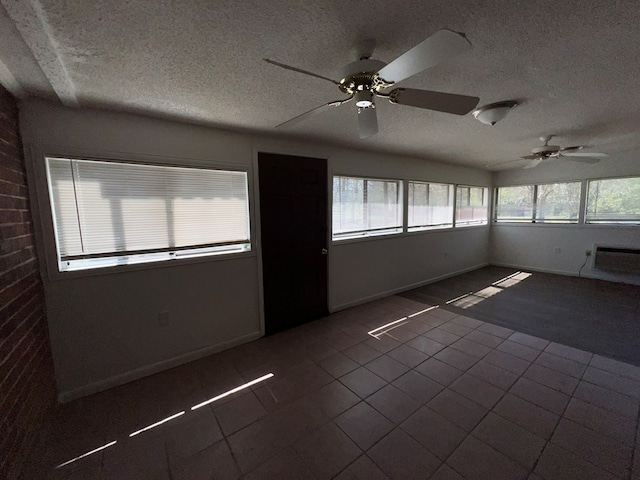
[258,152,328,334]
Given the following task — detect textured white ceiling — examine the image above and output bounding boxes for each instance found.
[1,0,639,169]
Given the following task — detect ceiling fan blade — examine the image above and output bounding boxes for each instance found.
[520,154,540,160]
[388,88,479,115]
[561,151,608,158]
[524,158,544,169]
[560,145,583,152]
[358,107,378,138]
[263,58,339,85]
[276,98,350,129]
[376,29,472,84]
[565,157,601,164]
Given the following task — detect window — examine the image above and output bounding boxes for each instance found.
[535,182,581,223]
[495,185,534,222]
[408,181,454,230]
[455,186,488,226]
[495,182,581,223]
[586,177,640,224]
[332,176,402,240]
[46,157,250,272]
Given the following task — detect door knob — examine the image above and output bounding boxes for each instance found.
[321,248,328,255]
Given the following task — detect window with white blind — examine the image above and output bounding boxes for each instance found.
[408,181,454,231]
[45,157,251,272]
[455,185,489,226]
[332,176,402,240]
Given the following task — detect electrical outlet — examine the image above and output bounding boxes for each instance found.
[585,250,592,257]
[555,247,561,254]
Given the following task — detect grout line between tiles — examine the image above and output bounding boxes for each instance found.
[164,437,175,480]
[536,349,635,479]
[41,299,640,480]
[381,316,538,478]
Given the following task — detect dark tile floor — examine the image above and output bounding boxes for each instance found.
[29,295,640,479]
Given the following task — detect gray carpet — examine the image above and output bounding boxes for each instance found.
[399,266,640,366]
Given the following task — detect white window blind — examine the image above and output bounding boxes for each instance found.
[455,185,488,226]
[332,176,402,240]
[46,157,250,271]
[408,181,454,230]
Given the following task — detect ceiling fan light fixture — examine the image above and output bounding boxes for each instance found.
[355,90,374,108]
[472,100,517,125]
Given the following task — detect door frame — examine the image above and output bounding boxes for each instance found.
[251,146,333,336]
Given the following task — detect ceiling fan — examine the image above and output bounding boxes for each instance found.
[519,135,609,169]
[264,29,480,138]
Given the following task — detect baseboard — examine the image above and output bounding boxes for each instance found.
[489,262,577,277]
[331,262,490,312]
[58,330,262,403]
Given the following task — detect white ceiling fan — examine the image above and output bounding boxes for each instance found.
[264,29,480,138]
[519,135,609,169]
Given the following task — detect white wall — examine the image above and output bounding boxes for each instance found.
[492,159,640,283]
[328,150,491,309]
[20,99,490,400]
[332,228,489,308]
[20,101,265,401]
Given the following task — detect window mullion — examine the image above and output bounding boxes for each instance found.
[402,180,408,233]
[363,179,369,229]
[532,185,538,223]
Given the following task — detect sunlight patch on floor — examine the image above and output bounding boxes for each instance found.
[447,271,532,309]
[129,411,185,437]
[191,373,274,410]
[368,306,439,338]
[55,441,117,469]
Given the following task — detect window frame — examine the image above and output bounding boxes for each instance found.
[493,184,535,223]
[585,175,640,225]
[331,176,490,243]
[331,174,404,241]
[454,184,489,227]
[33,149,255,280]
[494,181,582,224]
[407,180,455,231]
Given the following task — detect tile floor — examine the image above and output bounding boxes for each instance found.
[28,295,640,479]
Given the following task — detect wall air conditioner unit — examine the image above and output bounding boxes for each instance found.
[593,246,640,275]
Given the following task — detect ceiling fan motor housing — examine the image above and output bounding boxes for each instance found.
[339,59,389,97]
[532,145,561,155]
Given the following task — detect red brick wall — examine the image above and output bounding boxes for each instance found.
[0,85,56,480]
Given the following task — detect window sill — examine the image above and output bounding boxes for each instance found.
[331,230,406,245]
[331,223,489,245]
[454,223,489,228]
[45,247,256,282]
[492,222,640,229]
